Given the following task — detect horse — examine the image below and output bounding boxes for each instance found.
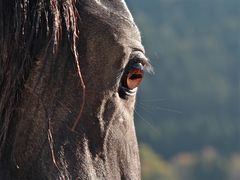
[0,0,151,179]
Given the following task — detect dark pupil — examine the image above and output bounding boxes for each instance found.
[129,74,143,80]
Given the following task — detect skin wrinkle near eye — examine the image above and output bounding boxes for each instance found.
[97,97,108,133]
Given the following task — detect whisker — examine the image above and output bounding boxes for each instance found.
[137,101,155,109]
[155,107,183,114]
[137,101,182,114]
[136,103,154,114]
[134,110,160,136]
[139,98,166,103]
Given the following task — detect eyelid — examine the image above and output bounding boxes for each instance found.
[129,51,153,73]
[132,45,145,54]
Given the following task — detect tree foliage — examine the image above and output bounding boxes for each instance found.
[126,0,240,179]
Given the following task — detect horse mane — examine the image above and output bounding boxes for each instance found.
[0,0,82,158]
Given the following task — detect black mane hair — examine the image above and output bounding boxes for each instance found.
[0,0,81,158]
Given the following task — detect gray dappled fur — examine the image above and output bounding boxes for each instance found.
[0,0,147,179]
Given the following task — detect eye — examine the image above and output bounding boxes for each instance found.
[118,51,152,99]
[118,62,145,99]
[122,63,144,90]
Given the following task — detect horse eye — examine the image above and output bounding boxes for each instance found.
[123,63,144,90]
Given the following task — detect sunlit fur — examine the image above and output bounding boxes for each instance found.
[0,0,144,179]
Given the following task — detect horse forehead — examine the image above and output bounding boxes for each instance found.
[81,0,133,21]
[80,0,142,47]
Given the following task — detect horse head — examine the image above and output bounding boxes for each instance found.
[0,0,151,179]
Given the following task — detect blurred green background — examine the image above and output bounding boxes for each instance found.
[126,0,240,179]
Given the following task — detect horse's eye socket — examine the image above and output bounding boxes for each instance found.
[123,63,144,90]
